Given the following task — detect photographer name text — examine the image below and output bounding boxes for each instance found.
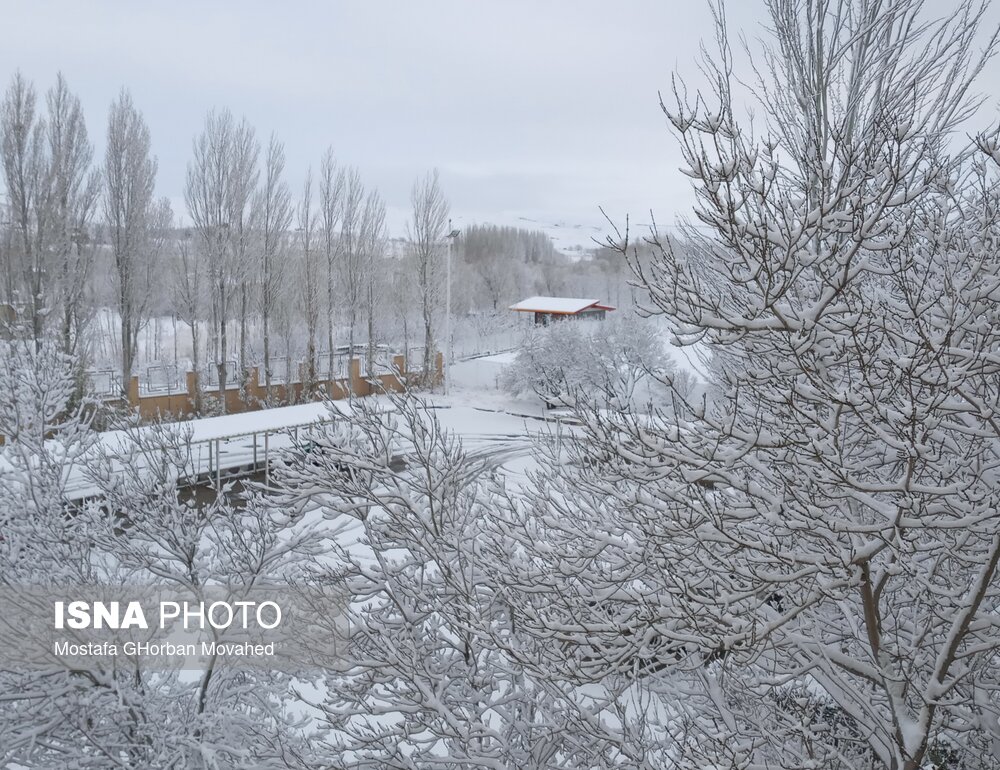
[54,640,275,657]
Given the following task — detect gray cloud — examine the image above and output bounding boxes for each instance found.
[3,0,998,245]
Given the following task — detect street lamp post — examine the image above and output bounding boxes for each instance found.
[444,223,460,395]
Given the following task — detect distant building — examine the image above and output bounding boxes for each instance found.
[509,296,615,325]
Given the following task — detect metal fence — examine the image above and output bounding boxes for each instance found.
[316,351,350,379]
[371,345,396,375]
[85,369,122,398]
[141,363,182,394]
[202,360,237,390]
[406,346,428,372]
[263,356,290,384]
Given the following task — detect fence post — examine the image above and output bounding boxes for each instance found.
[186,370,199,415]
[349,357,368,396]
[128,375,140,410]
[392,354,406,391]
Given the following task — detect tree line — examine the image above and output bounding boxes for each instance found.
[0,74,623,409]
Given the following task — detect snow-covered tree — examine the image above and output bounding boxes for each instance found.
[44,74,102,355]
[501,1,1000,767]
[0,342,320,767]
[319,146,345,377]
[0,340,94,529]
[1,73,100,351]
[408,170,449,378]
[104,89,160,391]
[257,134,293,398]
[339,167,366,363]
[298,167,320,394]
[360,188,387,379]
[501,316,675,410]
[270,395,638,768]
[172,231,205,408]
[185,109,259,406]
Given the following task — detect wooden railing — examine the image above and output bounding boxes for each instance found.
[113,352,443,421]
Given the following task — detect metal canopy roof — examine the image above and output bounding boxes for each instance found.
[509,296,615,314]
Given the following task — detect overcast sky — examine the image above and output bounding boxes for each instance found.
[3,1,999,251]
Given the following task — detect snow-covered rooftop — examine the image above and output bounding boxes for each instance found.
[509,296,614,314]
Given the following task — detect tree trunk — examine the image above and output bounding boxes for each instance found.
[263,311,271,399]
[120,280,133,395]
[307,337,316,393]
[239,283,248,375]
[217,277,228,412]
[348,311,356,393]
[190,320,202,413]
[423,313,434,382]
[327,268,335,380]
[367,282,375,379]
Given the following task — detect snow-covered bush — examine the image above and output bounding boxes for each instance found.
[0,341,96,577]
[0,343,319,768]
[501,316,678,409]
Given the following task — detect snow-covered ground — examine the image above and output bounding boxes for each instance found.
[445,351,520,399]
[37,324,707,503]
[48,364,559,501]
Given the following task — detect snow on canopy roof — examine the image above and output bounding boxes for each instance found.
[509,296,614,314]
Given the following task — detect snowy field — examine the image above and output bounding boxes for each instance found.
[41,350,574,501]
[3,332,659,504]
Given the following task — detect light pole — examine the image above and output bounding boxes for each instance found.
[444,223,460,395]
